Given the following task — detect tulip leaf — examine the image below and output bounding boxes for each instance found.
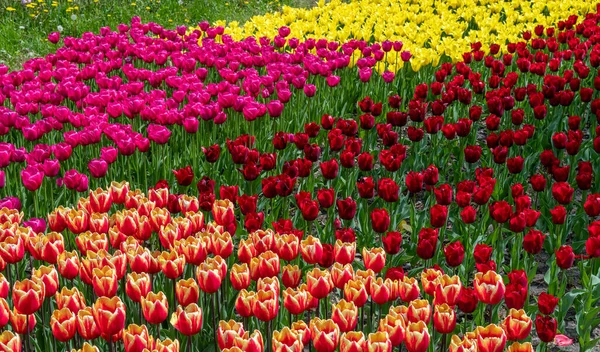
[556,289,584,330]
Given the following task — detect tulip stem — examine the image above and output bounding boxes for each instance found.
[267,320,272,352]
[440,333,447,352]
[213,293,218,352]
[25,315,29,352]
[187,334,192,352]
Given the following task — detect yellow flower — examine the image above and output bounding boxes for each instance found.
[191,0,595,73]
[6,7,16,11]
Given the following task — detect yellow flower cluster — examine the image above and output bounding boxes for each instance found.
[208,0,596,71]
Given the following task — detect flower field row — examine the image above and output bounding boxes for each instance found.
[0,2,599,352]
[216,0,597,71]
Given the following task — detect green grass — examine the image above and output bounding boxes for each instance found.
[0,0,314,68]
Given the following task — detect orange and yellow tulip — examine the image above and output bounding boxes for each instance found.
[340,331,366,352]
[77,307,101,340]
[474,271,505,305]
[125,272,152,303]
[331,299,358,332]
[230,263,251,291]
[306,267,333,300]
[378,314,405,346]
[122,324,152,352]
[344,278,368,307]
[51,308,77,342]
[362,247,386,273]
[92,296,126,338]
[283,287,309,316]
[366,332,392,352]
[405,321,430,352]
[217,320,245,350]
[310,318,340,352]
[12,279,44,315]
[502,309,532,341]
[170,304,203,336]
[175,278,200,307]
[433,304,456,334]
[272,327,303,352]
[141,291,169,325]
[407,299,431,324]
[0,331,21,352]
[475,324,507,352]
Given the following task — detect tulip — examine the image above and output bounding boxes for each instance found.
[473,270,505,305]
[12,279,45,315]
[126,272,152,303]
[233,330,263,352]
[253,290,279,322]
[330,263,354,290]
[283,287,309,316]
[344,278,368,308]
[476,324,507,352]
[310,318,340,352]
[333,240,356,265]
[197,261,223,294]
[77,307,101,341]
[506,342,533,352]
[420,268,443,296]
[502,309,532,341]
[535,315,557,343]
[340,331,366,352]
[433,304,456,334]
[537,292,559,315]
[235,290,256,318]
[272,327,303,352]
[281,264,302,288]
[405,321,430,352]
[141,291,169,325]
[51,308,77,342]
[10,308,36,334]
[55,287,86,314]
[367,332,392,352]
[170,303,203,336]
[92,296,126,338]
[291,320,311,346]
[92,265,118,297]
[217,320,245,349]
[306,267,334,300]
[0,275,7,300]
[300,235,323,264]
[362,247,386,273]
[449,334,476,352]
[331,299,358,332]
[122,324,151,352]
[175,278,200,307]
[434,275,462,306]
[378,314,405,346]
[0,331,21,352]
[33,265,59,297]
[0,298,9,329]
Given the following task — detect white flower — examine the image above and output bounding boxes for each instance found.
[71,14,77,21]
[57,25,64,32]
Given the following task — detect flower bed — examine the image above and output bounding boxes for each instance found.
[0,3,599,352]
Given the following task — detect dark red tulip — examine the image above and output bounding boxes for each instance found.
[370,209,390,233]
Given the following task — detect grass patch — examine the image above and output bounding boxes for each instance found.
[0,0,314,68]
